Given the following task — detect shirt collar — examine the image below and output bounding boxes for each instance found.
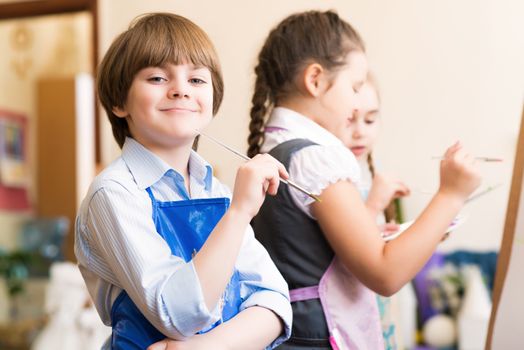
[122,137,213,191]
[267,107,346,147]
[188,150,214,192]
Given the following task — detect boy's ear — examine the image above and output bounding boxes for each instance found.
[303,63,326,97]
[112,106,128,118]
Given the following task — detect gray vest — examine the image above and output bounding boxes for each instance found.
[252,139,334,348]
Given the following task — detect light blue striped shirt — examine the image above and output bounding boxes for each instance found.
[75,137,292,347]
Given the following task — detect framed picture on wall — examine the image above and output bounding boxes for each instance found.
[0,109,30,211]
[0,109,28,187]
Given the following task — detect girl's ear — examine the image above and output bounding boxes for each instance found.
[303,63,326,97]
[112,106,128,118]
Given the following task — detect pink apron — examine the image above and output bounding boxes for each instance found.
[290,257,384,350]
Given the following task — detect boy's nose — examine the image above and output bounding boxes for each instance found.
[169,90,189,98]
[168,83,190,98]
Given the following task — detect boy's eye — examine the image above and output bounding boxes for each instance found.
[148,76,167,83]
[189,78,206,84]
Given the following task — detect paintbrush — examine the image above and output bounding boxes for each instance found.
[196,130,322,202]
[465,183,502,204]
[431,156,503,162]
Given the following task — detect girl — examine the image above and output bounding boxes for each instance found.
[348,75,408,349]
[349,75,408,227]
[248,10,481,349]
[75,13,292,350]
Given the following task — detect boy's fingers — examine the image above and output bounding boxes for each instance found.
[277,162,289,180]
[266,169,281,195]
[250,153,288,195]
[147,340,168,350]
[263,153,289,179]
[262,180,269,193]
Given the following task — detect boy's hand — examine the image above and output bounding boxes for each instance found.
[147,339,169,350]
[147,335,226,350]
[230,154,288,219]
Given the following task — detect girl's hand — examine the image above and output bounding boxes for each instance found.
[380,222,401,238]
[230,154,289,219]
[438,141,482,202]
[366,173,410,215]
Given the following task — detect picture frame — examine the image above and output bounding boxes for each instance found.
[0,109,27,188]
[0,109,30,211]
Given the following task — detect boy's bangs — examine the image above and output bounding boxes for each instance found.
[138,24,217,71]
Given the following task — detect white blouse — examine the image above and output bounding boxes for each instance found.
[260,107,360,218]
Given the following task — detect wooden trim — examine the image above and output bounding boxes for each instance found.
[88,0,100,163]
[0,0,92,20]
[485,104,524,349]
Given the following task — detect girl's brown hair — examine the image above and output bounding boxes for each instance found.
[97,13,224,148]
[247,10,365,157]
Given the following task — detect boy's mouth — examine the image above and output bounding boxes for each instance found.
[160,107,197,113]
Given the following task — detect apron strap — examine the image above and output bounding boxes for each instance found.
[145,187,156,203]
[289,285,319,302]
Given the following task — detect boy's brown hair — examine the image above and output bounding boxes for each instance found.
[97,13,224,148]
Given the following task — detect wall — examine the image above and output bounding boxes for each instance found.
[368,0,524,252]
[98,0,524,252]
[0,13,92,249]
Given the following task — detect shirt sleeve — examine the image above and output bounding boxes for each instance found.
[288,144,361,218]
[235,225,292,349]
[82,180,221,339]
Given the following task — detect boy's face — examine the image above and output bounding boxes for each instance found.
[113,63,213,152]
[344,82,380,161]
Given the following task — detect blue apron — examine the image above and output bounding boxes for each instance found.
[110,188,242,349]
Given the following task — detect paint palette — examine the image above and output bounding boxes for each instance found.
[382,215,467,242]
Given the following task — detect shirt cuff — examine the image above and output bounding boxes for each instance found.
[162,261,221,336]
[241,290,292,349]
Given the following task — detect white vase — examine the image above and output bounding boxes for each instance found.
[396,283,418,349]
[457,265,492,350]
